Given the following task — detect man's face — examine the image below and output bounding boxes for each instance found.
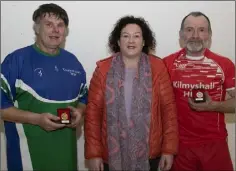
[180,15,211,54]
[36,13,67,49]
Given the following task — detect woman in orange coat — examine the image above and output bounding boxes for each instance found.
[84,15,179,171]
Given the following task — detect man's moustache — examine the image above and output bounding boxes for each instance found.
[188,40,202,43]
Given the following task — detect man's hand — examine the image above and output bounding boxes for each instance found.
[188,91,216,112]
[37,113,65,131]
[188,90,235,113]
[66,106,83,128]
[159,154,174,171]
[88,158,104,171]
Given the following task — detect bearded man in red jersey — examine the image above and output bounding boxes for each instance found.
[163,11,235,171]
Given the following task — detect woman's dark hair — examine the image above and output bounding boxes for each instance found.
[32,3,69,26]
[108,15,156,54]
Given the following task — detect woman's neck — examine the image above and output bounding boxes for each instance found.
[122,55,140,69]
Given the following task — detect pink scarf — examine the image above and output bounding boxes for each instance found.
[105,52,152,171]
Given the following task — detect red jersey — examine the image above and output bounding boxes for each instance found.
[163,48,235,146]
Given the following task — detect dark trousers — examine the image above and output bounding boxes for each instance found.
[104,157,161,171]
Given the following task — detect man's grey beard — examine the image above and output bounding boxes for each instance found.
[186,41,204,53]
[185,40,210,53]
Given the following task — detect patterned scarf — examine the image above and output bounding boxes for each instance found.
[105,52,152,171]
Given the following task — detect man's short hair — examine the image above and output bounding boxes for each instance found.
[32,3,69,26]
[180,11,212,33]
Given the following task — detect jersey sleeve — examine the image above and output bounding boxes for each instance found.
[1,53,20,109]
[78,69,88,105]
[223,59,235,91]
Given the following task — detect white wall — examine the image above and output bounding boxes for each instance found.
[1,1,235,170]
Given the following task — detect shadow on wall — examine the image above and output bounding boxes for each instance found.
[0,119,4,133]
[76,117,89,169]
[225,114,236,123]
[224,93,235,123]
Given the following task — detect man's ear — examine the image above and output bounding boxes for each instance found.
[179,30,183,39]
[33,23,40,34]
[207,34,212,49]
[65,27,69,37]
[179,30,185,48]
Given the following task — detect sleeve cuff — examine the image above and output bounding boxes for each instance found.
[226,87,235,91]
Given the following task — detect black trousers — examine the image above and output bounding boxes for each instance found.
[104,157,161,171]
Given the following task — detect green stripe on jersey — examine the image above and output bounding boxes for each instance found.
[1,74,13,101]
[15,81,79,170]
